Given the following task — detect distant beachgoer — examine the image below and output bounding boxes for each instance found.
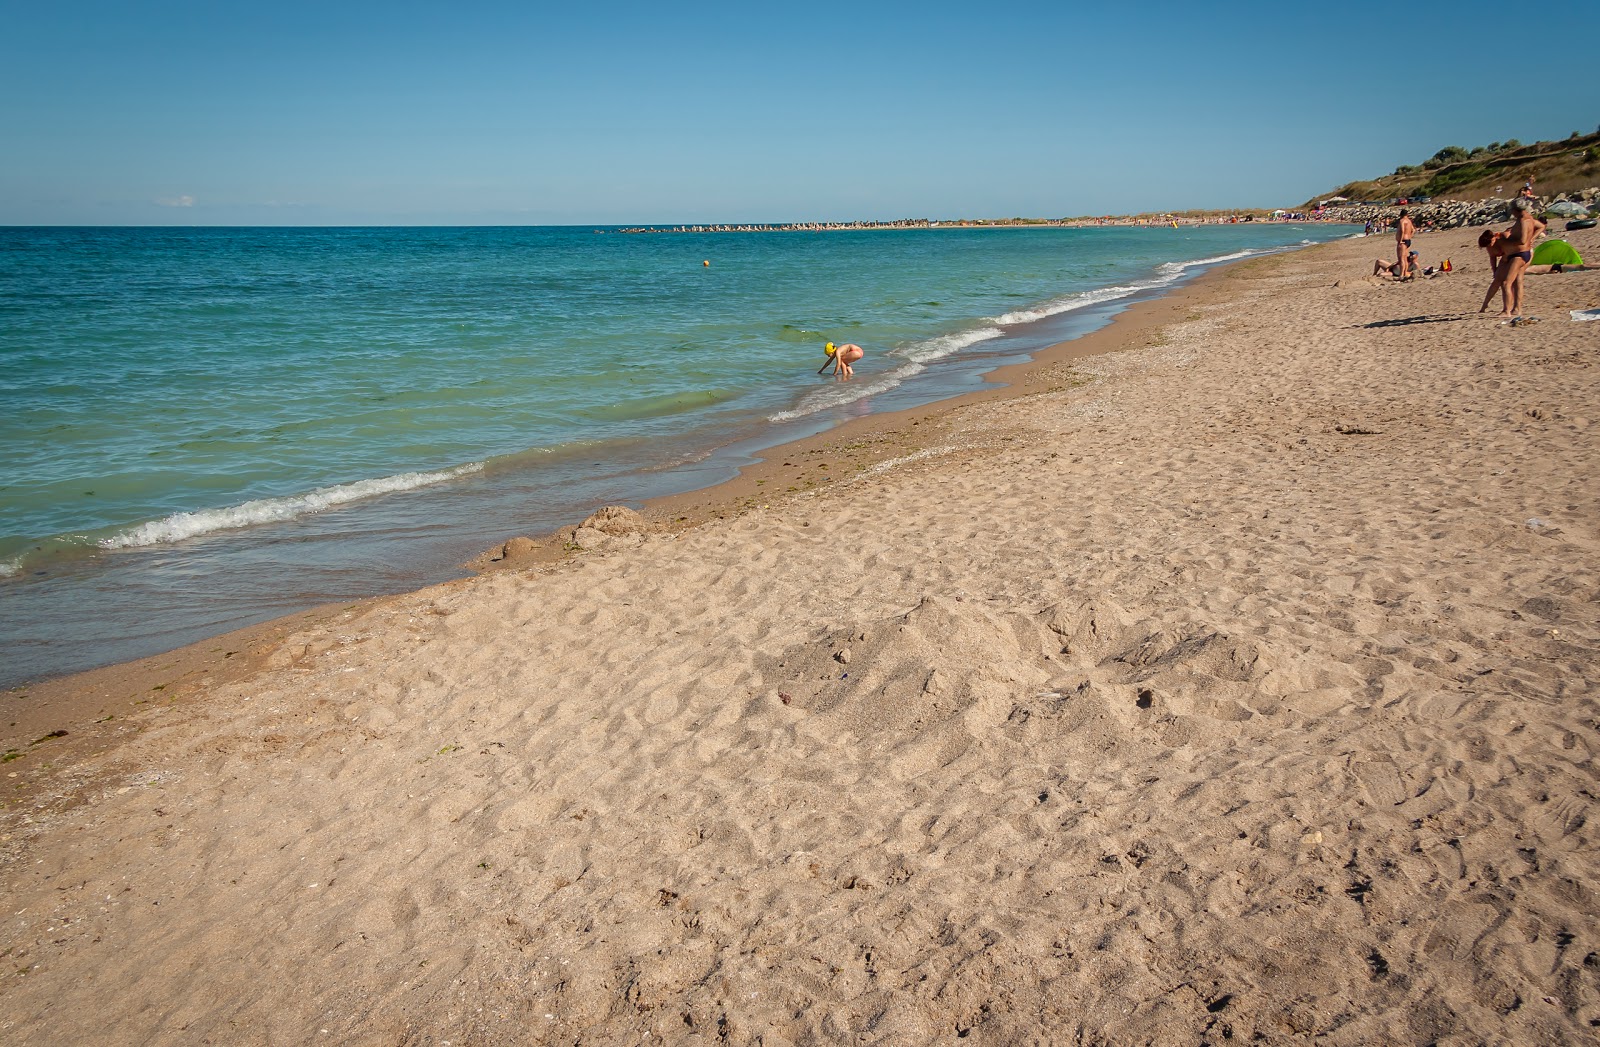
[819,341,865,378]
[1395,209,1416,279]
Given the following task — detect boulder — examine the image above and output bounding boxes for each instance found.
[1319,187,1599,232]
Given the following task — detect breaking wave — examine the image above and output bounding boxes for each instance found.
[765,243,1293,424]
[100,463,485,549]
[991,283,1145,326]
[1155,248,1258,275]
[767,362,927,422]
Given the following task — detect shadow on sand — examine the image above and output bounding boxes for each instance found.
[1358,314,1468,329]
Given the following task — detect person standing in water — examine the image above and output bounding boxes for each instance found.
[819,342,864,378]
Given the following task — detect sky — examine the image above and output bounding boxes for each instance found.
[2,0,1594,226]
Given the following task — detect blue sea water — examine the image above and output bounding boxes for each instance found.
[0,223,1352,685]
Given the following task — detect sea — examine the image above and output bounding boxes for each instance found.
[0,223,1354,687]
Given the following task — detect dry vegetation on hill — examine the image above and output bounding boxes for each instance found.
[1307,129,1600,206]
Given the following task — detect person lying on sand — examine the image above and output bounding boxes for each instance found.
[1523,238,1588,275]
[1524,263,1590,275]
[1373,252,1420,279]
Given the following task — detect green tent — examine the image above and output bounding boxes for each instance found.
[1531,239,1583,266]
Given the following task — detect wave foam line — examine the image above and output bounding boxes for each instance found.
[897,326,1003,363]
[770,240,1317,427]
[1155,248,1258,275]
[991,283,1144,327]
[100,463,485,549]
[768,362,926,423]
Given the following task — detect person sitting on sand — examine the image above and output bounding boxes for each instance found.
[819,342,865,379]
[1373,251,1420,279]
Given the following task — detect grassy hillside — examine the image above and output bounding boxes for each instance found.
[1306,130,1600,207]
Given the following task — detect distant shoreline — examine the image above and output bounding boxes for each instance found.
[616,213,1330,233]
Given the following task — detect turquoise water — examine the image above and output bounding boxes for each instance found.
[1,223,1351,684]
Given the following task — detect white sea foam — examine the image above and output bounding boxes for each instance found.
[767,362,926,422]
[100,463,485,549]
[767,323,1001,422]
[991,284,1144,326]
[0,559,19,578]
[898,326,1004,363]
[766,241,1302,425]
[999,248,1275,328]
[1155,248,1257,275]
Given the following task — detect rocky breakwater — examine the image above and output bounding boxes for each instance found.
[1321,188,1598,230]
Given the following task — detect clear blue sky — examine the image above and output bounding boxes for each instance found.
[3,0,1593,225]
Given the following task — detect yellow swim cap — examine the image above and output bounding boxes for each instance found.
[825,342,836,356]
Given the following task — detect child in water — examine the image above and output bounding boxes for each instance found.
[819,342,865,378]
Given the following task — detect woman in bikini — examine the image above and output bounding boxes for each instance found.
[818,342,865,379]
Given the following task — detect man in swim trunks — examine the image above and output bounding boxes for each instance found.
[1395,209,1416,279]
[819,342,865,378]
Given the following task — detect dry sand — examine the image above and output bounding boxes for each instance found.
[3,225,1599,1045]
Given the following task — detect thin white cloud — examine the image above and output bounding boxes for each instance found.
[156,194,195,208]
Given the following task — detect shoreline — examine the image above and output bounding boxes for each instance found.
[4,221,1599,1040]
[0,257,1242,780]
[615,217,1331,233]
[2,224,1345,691]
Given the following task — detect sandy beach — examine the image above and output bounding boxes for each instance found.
[3,224,1599,1044]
